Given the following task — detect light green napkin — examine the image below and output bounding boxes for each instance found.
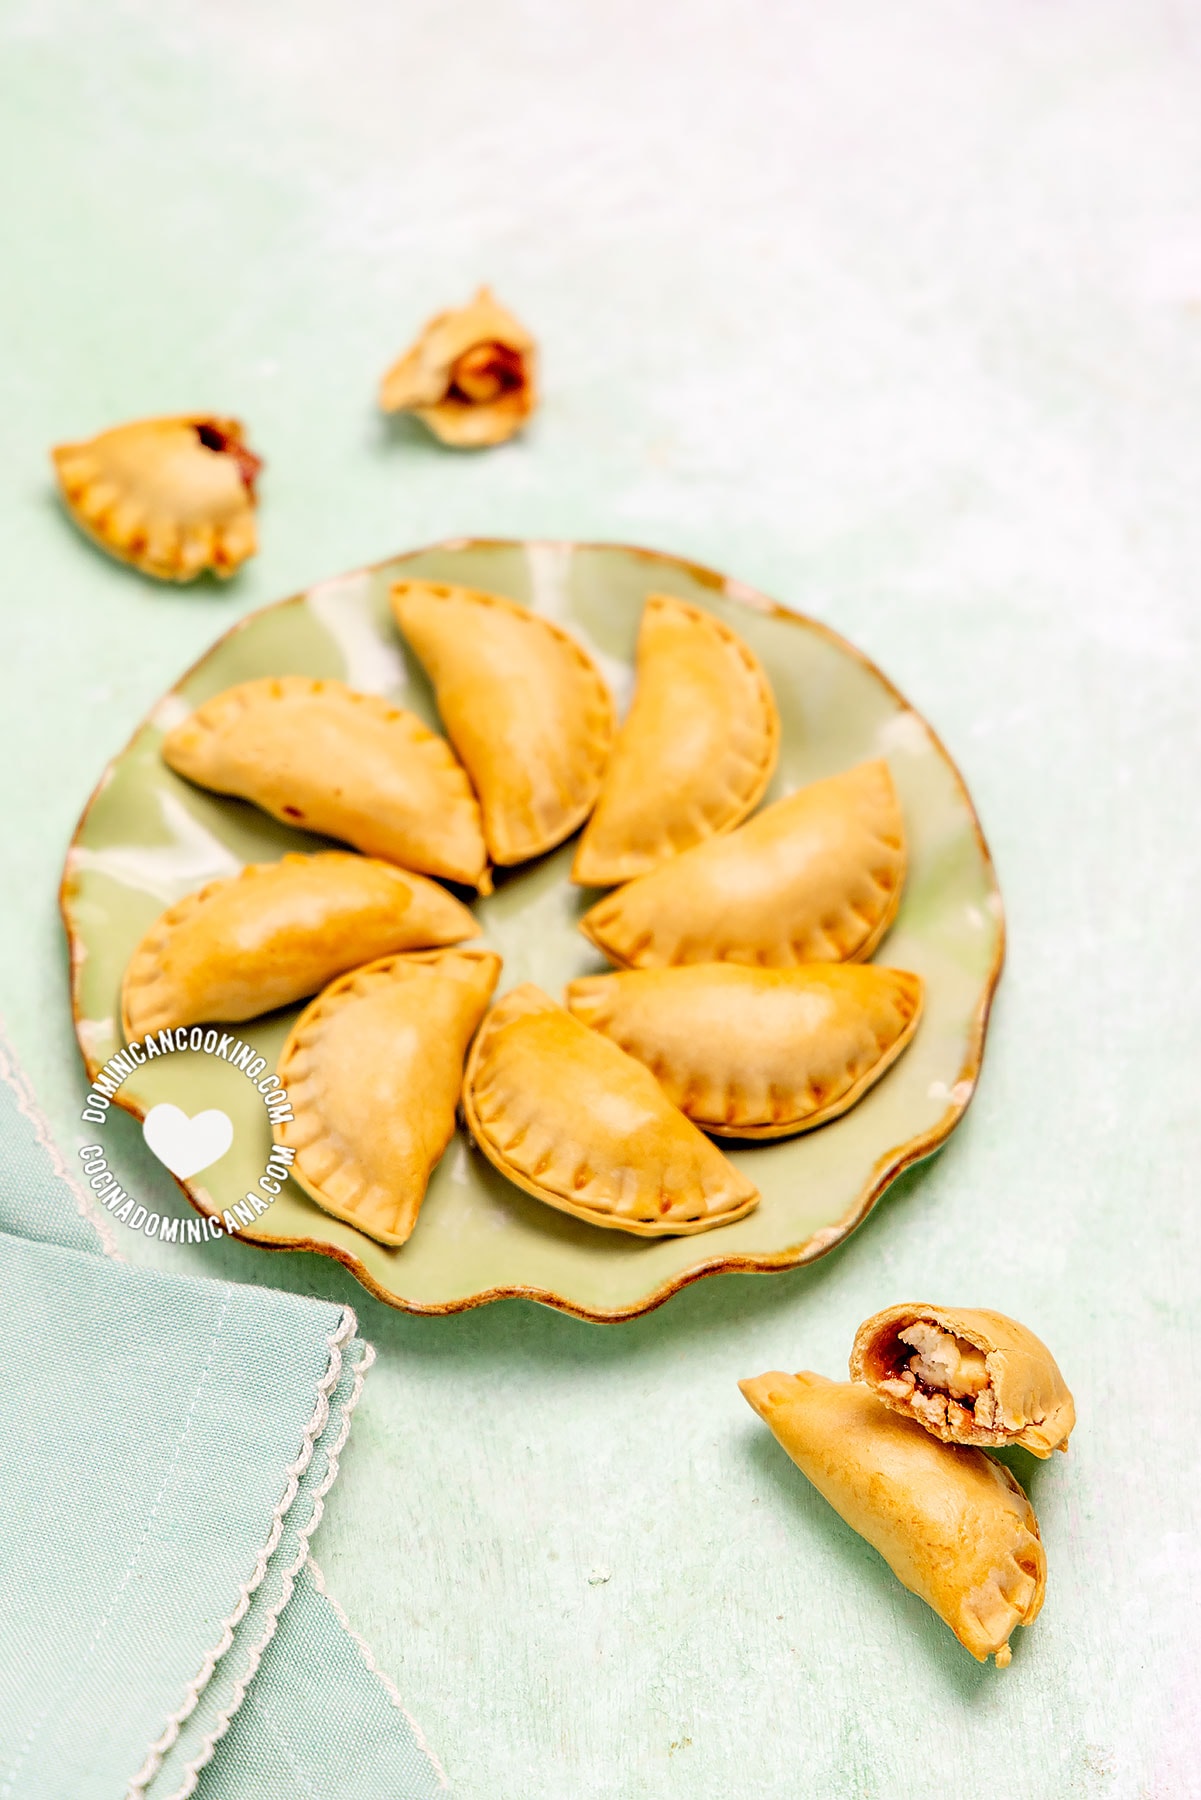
[0,1030,447,1800]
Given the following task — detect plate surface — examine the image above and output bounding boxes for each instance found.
[61,539,1003,1320]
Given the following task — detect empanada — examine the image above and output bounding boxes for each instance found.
[162,676,489,890]
[850,1305,1075,1458]
[580,760,905,970]
[462,984,759,1236]
[122,853,477,1038]
[378,286,537,447]
[52,415,261,581]
[740,1371,1045,1666]
[572,594,779,886]
[565,962,922,1138]
[391,581,614,865]
[275,948,501,1247]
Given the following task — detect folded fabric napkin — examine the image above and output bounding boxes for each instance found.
[0,1028,447,1800]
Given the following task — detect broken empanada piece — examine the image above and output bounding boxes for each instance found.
[740,1371,1045,1667]
[565,962,923,1138]
[392,581,614,865]
[572,594,780,886]
[52,415,261,581]
[122,852,477,1038]
[580,760,905,970]
[276,947,501,1247]
[378,286,537,447]
[850,1305,1076,1458]
[162,676,490,890]
[462,984,759,1236]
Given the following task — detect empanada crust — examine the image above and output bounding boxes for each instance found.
[740,1372,1045,1666]
[121,852,477,1038]
[572,594,780,886]
[580,760,906,970]
[462,984,759,1236]
[391,581,614,865]
[378,286,537,448]
[850,1305,1076,1458]
[162,676,489,889]
[275,948,501,1247]
[565,962,922,1138]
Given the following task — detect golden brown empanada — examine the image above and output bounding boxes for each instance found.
[52,415,261,581]
[391,581,614,865]
[740,1371,1045,1666]
[121,852,477,1038]
[378,286,537,447]
[573,594,779,886]
[565,962,922,1139]
[162,676,489,890]
[276,947,501,1247]
[462,984,759,1236]
[580,760,905,970]
[850,1305,1075,1458]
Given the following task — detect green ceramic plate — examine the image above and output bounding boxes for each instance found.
[61,539,1003,1321]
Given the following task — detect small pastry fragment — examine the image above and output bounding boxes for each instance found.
[565,963,923,1139]
[740,1371,1045,1666]
[572,594,780,887]
[276,948,501,1247]
[378,286,537,447]
[392,581,614,865]
[850,1305,1076,1458]
[121,852,477,1038]
[162,676,489,890]
[580,760,905,970]
[51,415,261,581]
[462,984,759,1236]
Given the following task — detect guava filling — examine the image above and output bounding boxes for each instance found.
[447,341,526,405]
[878,1320,1001,1435]
[194,421,263,497]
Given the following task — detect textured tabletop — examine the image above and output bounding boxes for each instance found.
[3,4,1199,1795]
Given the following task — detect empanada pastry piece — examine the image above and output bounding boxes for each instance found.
[392,581,614,865]
[580,760,905,970]
[462,984,759,1236]
[378,286,537,447]
[740,1372,1045,1666]
[850,1305,1076,1458]
[572,595,780,886]
[162,676,489,890]
[276,948,501,1247]
[565,962,923,1139]
[52,415,261,581]
[121,853,477,1038]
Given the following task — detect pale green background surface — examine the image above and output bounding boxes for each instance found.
[1,4,1198,1797]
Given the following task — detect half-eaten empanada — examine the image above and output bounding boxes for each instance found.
[275,947,501,1247]
[850,1305,1075,1458]
[565,962,922,1138]
[572,594,780,886]
[122,852,477,1038]
[580,760,905,970]
[52,415,261,581]
[162,676,489,890]
[740,1371,1045,1666]
[462,984,759,1236]
[392,581,614,865]
[378,287,537,447]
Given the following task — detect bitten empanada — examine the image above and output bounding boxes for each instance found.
[391,581,614,865]
[462,984,759,1236]
[275,948,501,1247]
[378,287,537,448]
[850,1305,1075,1458]
[580,760,905,970]
[122,853,477,1038]
[565,963,922,1138]
[52,415,261,581]
[572,594,779,887]
[740,1371,1045,1666]
[162,676,489,890]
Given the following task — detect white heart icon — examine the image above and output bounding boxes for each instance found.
[143,1103,234,1179]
